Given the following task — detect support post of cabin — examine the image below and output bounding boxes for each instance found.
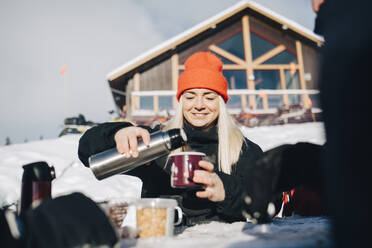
[153,95,159,114]
[279,68,289,107]
[131,73,140,113]
[296,41,310,109]
[242,15,256,110]
[171,54,179,109]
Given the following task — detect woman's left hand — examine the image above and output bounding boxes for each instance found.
[193,160,226,202]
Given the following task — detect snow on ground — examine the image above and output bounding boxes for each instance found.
[242,122,326,152]
[122,217,331,248]
[0,122,331,247]
[0,134,142,207]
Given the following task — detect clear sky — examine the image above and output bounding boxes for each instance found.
[0,0,317,144]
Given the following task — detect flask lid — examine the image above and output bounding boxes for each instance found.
[22,161,56,182]
[167,128,187,150]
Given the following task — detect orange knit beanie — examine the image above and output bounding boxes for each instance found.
[177,52,229,102]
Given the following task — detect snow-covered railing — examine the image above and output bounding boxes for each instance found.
[131,89,319,96]
[130,89,320,115]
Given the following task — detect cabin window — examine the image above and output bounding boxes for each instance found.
[226,95,242,109]
[284,70,301,105]
[254,70,280,90]
[254,70,282,109]
[159,96,173,110]
[140,96,153,110]
[250,33,276,60]
[223,70,246,108]
[212,52,235,64]
[284,70,300,90]
[264,50,297,64]
[216,32,245,60]
[223,70,247,89]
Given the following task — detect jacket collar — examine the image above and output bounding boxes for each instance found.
[183,120,218,144]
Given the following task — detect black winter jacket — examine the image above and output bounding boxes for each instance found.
[78,121,263,226]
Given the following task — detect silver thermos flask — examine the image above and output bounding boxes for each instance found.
[89,128,187,180]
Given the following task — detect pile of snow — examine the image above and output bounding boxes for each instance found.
[242,122,325,151]
[0,122,331,248]
[0,134,142,207]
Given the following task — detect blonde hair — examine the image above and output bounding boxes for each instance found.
[163,95,244,174]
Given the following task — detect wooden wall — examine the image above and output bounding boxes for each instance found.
[140,58,172,91]
[302,43,321,89]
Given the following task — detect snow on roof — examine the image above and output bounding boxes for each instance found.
[107,0,324,82]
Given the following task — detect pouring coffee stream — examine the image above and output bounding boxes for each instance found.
[89,128,187,180]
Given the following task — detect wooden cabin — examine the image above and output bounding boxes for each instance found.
[106,0,323,125]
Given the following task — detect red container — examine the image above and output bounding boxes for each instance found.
[170,152,205,188]
[19,161,55,216]
[31,181,52,208]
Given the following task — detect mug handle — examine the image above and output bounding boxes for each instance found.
[174,206,183,225]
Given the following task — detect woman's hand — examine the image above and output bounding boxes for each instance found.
[114,126,150,158]
[193,160,226,202]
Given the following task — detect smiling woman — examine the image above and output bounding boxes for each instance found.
[164,52,246,175]
[78,52,265,226]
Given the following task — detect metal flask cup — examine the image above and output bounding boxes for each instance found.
[89,128,187,180]
[19,161,56,215]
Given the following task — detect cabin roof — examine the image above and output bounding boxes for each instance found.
[107,0,323,82]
